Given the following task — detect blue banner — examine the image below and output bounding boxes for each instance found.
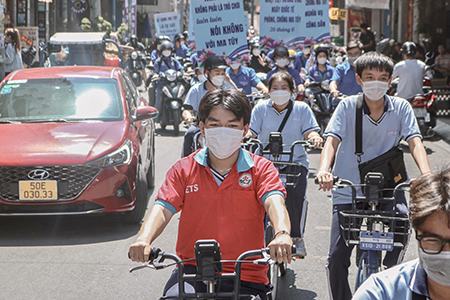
[189,0,248,59]
[260,0,330,48]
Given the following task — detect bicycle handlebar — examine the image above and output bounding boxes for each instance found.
[243,139,317,161]
[314,175,411,211]
[130,245,297,272]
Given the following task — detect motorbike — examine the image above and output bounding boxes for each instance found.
[390,78,437,139]
[304,80,337,132]
[410,92,437,139]
[246,91,268,108]
[127,50,146,88]
[158,69,187,134]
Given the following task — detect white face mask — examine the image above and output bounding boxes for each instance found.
[317,57,327,65]
[362,80,389,101]
[162,50,171,57]
[419,248,450,287]
[275,58,290,68]
[270,90,291,106]
[205,127,243,159]
[252,49,261,56]
[230,62,241,70]
[210,75,225,87]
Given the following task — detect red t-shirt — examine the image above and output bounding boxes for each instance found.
[156,148,286,284]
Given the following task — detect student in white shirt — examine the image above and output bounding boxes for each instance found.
[392,42,427,100]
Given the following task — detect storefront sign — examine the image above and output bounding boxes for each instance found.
[71,0,89,14]
[17,27,39,64]
[346,0,389,10]
[329,7,339,21]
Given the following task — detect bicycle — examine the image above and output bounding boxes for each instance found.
[129,239,297,300]
[243,133,317,299]
[317,173,411,289]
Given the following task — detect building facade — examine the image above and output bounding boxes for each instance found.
[329,0,450,47]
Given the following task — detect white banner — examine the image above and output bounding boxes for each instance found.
[154,12,180,39]
[346,0,389,10]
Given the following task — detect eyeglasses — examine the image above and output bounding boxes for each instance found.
[416,232,450,254]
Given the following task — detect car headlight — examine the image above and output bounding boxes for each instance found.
[89,140,133,168]
[162,86,172,98]
[177,85,186,98]
[131,51,138,60]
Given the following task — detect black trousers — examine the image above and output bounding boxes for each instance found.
[182,125,200,157]
[326,194,408,300]
[284,165,308,238]
[163,265,270,299]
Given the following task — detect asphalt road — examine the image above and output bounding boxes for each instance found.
[0,127,449,300]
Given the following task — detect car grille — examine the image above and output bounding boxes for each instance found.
[0,166,101,201]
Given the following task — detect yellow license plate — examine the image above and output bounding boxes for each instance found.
[18,180,58,201]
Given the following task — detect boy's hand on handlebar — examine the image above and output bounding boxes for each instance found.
[128,240,152,263]
[268,233,293,264]
[316,170,334,192]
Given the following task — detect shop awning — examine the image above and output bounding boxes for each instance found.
[346,0,390,10]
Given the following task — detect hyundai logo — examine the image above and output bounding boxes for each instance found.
[27,169,50,180]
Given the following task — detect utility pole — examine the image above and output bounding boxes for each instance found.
[251,0,255,26]
[112,0,117,30]
[178,0,185,31]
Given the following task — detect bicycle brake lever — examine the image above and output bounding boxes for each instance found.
[151,260,167,270]
[253,258,271,265]
[129,263,156,273]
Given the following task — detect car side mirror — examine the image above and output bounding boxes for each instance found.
[133,106,158,121]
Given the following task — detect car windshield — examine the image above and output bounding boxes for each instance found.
[0,78,123,122]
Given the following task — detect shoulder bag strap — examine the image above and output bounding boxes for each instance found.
[355,94,364,163]
[277,100,294,133]
[263,100,294,151]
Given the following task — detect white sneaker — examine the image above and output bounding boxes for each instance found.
[292,237,306,258]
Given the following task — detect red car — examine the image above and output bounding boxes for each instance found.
[0,66,157,223]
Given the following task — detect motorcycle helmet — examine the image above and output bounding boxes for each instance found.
[401,41,417,56]
[157,35,171,51]
[160,41,174,57]
[203,55,228,71]
[174,33,184,42]
[130,34,138,47]
[183,31,189,41]
[288,49,297,59]
[273,46,289,59]
[251,42,262,56]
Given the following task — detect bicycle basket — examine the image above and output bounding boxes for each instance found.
[338,209,410,250]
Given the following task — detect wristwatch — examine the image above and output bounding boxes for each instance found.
[274,230,290,239]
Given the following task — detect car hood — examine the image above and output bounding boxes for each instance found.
[0,121,128,166]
